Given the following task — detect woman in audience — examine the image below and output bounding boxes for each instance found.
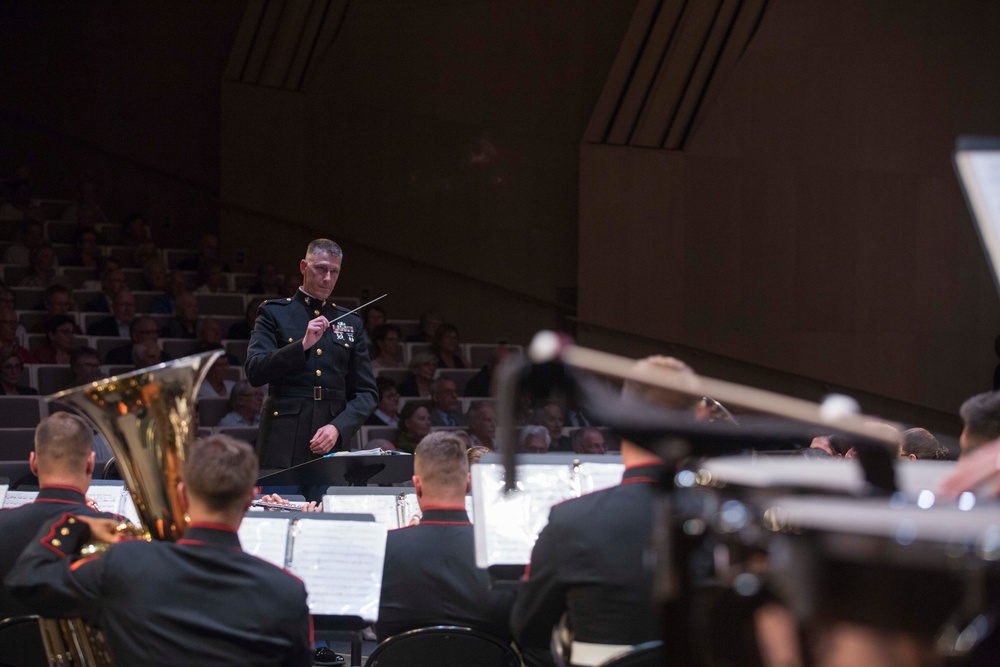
[431,323,466,369]
[398,352,436,397]
[0,350,38,395]
[370,324,403,371]
[197,353,236,399]
[366,377,401,426]
[900,427,951,460]
[218,381,264,427]
[33,315,77,365]
[395,400,432,454]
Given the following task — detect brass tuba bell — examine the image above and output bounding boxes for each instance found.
[37,350,223,666]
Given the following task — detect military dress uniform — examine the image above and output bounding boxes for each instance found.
[6,515,313,667]
[0,486,119,618]
[511,464,666,667]
[246,289,378,468]
[377,508,515,642]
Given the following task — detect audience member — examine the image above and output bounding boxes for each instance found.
[83,267,126,312]
[0,308,37,363]
[218,381,264,427]
[370,323,403,371]
[122,212,151,246]
[33,315,77,365]
[465,345,513,397]
[0,287,15,311]
[518,425,551,454]
[150,270,188,315]
[0,180,36,223]
[31,285,81,334]
[2,219,44,264]
[86,289,136,338]
[161,292,199,339]
[131,342,164,369]
[69,347,101,387]
[6,434,312,666]
[533,401,571,451]
[431,323,467,369]
[178,233,230,272]
[396,400,432,454]
[512,356,673,666]
[141,257,168,292]
[362,306,387,347]
[198,354,236,399]
[376,431,514,641]
[466,400,497,450]
[61,181,110,227]
[429,378,466,427]
[247,263,281,295]
[0,412,120,618]
[467,445,490,465]
[0,350,38,395]
[398,352,436,397]
[106,316,171,365]
[229,297,266,340]
[64,227,102,268]
[365,377,401,426]
[901,427,950,460]
[194,259,226,293]
[406,311,442,344]
[959,390,1000,455]
[18,243,59,287]
[572,427,607,455]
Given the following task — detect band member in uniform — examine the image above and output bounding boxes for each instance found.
[0,413,120,618]
[7,434,312,666]
[245,239,378,468]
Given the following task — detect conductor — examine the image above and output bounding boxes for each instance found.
[246,239,378,468]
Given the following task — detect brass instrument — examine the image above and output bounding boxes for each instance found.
[38,350,223,666]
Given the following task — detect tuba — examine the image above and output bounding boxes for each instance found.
[37,350,223,666]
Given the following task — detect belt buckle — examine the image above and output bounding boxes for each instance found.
[313,386,322,401]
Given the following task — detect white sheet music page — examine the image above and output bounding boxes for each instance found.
[577,462,625,495]
[323,495,400,528]
[2,490,38,509]
[472,463,576,568]
[86,484,125,515]
[238,516,292,568]
[0,484,8,507]
[290,519,387,620]
[120,491,142,528]
[957,147,1000,289]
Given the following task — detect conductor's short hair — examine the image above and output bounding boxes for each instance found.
[306,239,343,259]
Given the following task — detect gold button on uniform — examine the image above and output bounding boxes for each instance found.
[316,370,322,377]
[286,298,291,301]
[344,343,349,347]
[288,338,293,343]
[52,539,61,547]
[317,349,323,356]
[273,411,279,416]
[68,518,76,524]
[314,310,320,316]
[61,528,70,536]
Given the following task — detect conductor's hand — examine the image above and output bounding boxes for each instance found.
[302,315,329,351]
[940,438,1000,498]
[76,515,127,544]
[310,424,340,455]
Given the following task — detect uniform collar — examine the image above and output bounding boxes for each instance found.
[295,288,333,309]
[621,463,664,484]
[417,508,470,524]
[178,523,243,549]
[36,486,88,504]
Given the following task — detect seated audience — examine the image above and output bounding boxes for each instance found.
[366,377,401,426]
[465,346,513,397]
[18,243,59,287]
[141,257,168,292]
[2,218,44,264]
[362,306,386,347]
[398,352,437,398]
[512,356,673,667]
[161,292,200,339]
[198,354,236,399]
[0,180,36,224]
[377,431,515,641]
[178,233,230,272]
[87,289,136,338]
[83,267,127,313]
[533,401,571,451]
[0,412,121,618]
[432,323,466,369]
[370,323,403,371]
[194,259,226,293]
[0,287,15,310]
[64,227,102,268]
[395,400,432,454]
[31,284,82,334]
[7,434,312,665]
[518,425,551,454]
[901,427,951,460]
[132,342,166,369]
[150,270,188,315]
[429,377,466,427]
[406,311,442,344]
[247,263,281,295]
[34,315,77,364]
[68,346,101,388]
[466,400,497,450]
[0,350,38,395]
[122,212,151,246]
[572,427,607,455]
[229,297,266,340]
[959,390,1000,455]
[62,181,110,227]
[0,308,37,363]
[218,381,264,427]
[106,316,171,365]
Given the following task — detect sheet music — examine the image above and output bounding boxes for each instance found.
[2,490,38,509]
[0,484,7,508]
[472,464,577,568]
[289,519,387,620]
[577,462,625,495]
[120,492,142,527]
[323,495,400,527]
[238,516,292,568]
[86,484,125,515]
[465,495,474,523]
[956,145,1000,292]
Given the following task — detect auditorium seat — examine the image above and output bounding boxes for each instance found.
[224,339,249,364]
[216,426,258,447]
[11,286,42,310]
[435,368,478,395]
[0,615,48,667]
[74,289,105,311]
[466,343,522,368]
[364,626,519,667]
[375,368,409,384]
[0,428,38,460]
[93,336,130,363]
[44,219,77,243]
[58,265,98,287]
[162,338,198,359]
[0,397,42,428]
[403,342,431,365]
[360,425,398,447]
[196,293,245,316]
[35,364,76,395]
[197,398,230,427]
[2,265,32,286]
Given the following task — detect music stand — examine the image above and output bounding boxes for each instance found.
[257,454,414,487]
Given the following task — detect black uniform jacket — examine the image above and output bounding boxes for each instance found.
[511,465,665,652]
[377,508,515,642]
[0,486,117,618]
[6,517,312,667]
[246,289,378,468]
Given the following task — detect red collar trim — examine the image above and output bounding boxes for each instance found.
[420,505,467,512]
[621,476,656,485]
[39,484,87,493]
[35,498,83,504]
[188,521,238,534]
[419,521,471,525]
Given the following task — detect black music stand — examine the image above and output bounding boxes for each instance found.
[257,454,414,487]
